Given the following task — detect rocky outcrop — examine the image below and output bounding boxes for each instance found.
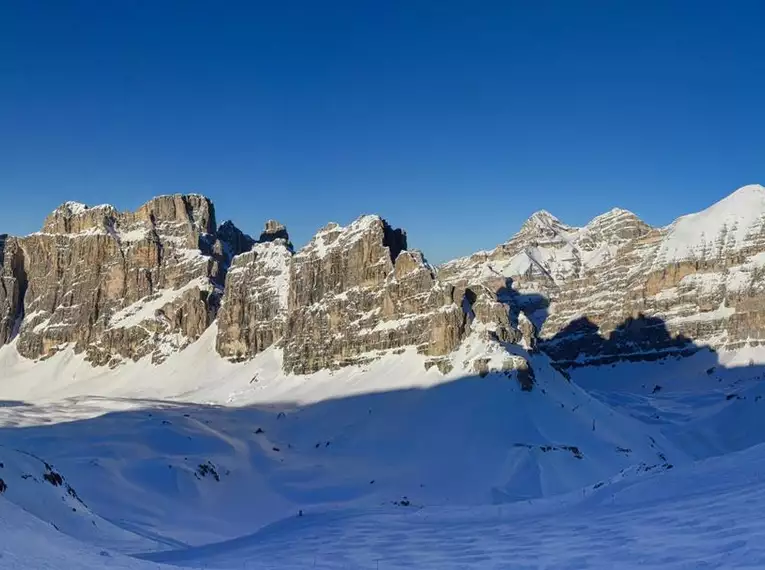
[0,235,25,345]
[0,195,250,365]
[3,201,509,373]
[281,216,469,374]
[216,222,293,361]
[216,215,523,374]
[441,184,765,367]
[8,184,765,376]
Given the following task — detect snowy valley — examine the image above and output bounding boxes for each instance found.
[2,185,765,568]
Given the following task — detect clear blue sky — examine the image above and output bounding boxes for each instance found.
[1,1,764,263]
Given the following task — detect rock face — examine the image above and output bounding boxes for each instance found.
[216,214,521,375]
[278,215,469,374]
[2,201,513,374]
[0,234,25,345]
[0,195,251,365]
[441,184,765,367]
[216,222,293,361]
[6,184,765,377]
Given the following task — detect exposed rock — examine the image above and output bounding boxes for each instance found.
[259,220,290,244]
[1,195,250,364]
[281,215,469,374]
[441,184,765,367]
[9,183,765,377]
[517,312,537,351]
[514,358,536,391]
[424,358,453,374]
[0,235,25,345]
[216,221,293,361]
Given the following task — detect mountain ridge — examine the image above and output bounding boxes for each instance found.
[1,185,764,374]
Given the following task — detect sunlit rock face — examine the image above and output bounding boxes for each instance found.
[0,195,251,365]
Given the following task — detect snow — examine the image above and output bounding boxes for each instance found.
[654,184,765,265]
[299,215,383,260]
[139,444,765,569]
[118,227,150,242]
[441,206,646,285]
[4,294,765,566]
[0,498,169,569]
[61,201,89,214]
[109,278,211,330]
[668,301,736,324]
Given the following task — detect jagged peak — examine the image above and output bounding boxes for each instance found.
[50,201,115,217]
[259,219,289,243]
[299,214,407,261]
[521,209,561,230]
[60,201,88,214]
[148,192,211,202]
[595,207,635,219]
[136,194,217,235]
[517,209,575,238]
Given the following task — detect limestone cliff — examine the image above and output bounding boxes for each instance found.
[281,215,468,374]
[0,195,250,365]
[5,184,765,376]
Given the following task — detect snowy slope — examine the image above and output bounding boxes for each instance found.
[0,330,683,550]
[653,184,765,266]
[2,288,765,567]
[0,497,170,570]
[141,443,765,569]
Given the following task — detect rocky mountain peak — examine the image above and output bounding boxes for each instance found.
[9,183,765,380]
[519,209,570,236]
[41,202,118,235]
[0,193,254,366]
[294,215,407,272]
[259,219,290,243]
[440,183,765,369]
[578,207,652,250]
[133,194,217,237]
[217,220,256,256]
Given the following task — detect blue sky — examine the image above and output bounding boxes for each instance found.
[1,1,764,263]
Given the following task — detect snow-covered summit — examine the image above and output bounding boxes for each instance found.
[519,209,571,235]
[60,200,90,214]
[439,204,652,289]
[654,184,765,265]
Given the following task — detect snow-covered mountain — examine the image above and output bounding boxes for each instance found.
[4,184,765,373]
[442,184,765,366]
[3,184,765,568]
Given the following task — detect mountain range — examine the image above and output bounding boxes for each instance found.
[3,184,765,376]
[2,185,765,568]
